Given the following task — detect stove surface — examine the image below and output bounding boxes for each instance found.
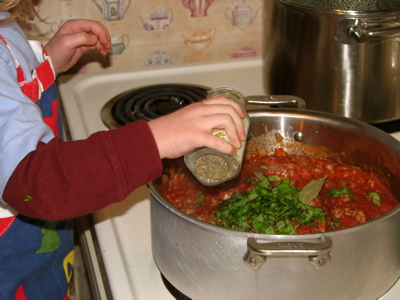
[58,58,400,300]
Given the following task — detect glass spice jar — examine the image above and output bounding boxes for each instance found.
[184,86,250,186]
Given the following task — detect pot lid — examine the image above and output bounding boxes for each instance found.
[281,0,400,11]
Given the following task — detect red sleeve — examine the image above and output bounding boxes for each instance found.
[3,120,162,221]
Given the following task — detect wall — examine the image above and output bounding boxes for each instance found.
[32,0,264,74]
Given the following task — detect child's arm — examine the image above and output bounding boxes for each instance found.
[4,120,161,221]
[3,98,246,220]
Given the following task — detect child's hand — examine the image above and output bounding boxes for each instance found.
[44,19,111,74]
[148,97,247,159]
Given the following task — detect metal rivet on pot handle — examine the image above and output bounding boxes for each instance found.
[245,95,306,110]
[243,236,333,271]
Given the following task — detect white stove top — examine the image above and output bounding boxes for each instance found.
[57,58,400,300]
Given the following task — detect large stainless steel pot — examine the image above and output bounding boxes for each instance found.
[263,0,400,124]
[148,106,400,300]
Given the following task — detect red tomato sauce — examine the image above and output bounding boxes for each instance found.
[161,148,398,234]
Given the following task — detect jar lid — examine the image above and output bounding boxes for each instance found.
[281,0,400,11]
[207,86,247,108]
[184,148,239,186]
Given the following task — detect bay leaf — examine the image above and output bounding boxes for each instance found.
[299,176,328,204]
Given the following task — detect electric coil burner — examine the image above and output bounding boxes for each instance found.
[101,84,209,129]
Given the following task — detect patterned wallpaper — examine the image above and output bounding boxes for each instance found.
[32,0,264,74]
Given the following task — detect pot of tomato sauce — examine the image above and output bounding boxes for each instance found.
[148,104,400,300]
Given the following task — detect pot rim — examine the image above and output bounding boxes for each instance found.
[149,108,400,240]
[275,0,400,14]
[246,108,400,149]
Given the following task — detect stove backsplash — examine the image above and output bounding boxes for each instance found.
[31,0,263,75]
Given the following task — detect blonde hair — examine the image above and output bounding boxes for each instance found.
[0,0,42,26]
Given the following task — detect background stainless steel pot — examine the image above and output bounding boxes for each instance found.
[263,0,400,124]
[149,108,400,300]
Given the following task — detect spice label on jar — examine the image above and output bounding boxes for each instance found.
[212,128,230,142]
[235,115,250,162]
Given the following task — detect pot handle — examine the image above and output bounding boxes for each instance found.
[243,236,332,271]
[245,95,306,110]
[340,16,400,43]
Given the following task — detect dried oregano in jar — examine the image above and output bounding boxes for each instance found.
[184,86,250,186]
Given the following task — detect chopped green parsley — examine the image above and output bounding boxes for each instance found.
[213,174,325,234]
